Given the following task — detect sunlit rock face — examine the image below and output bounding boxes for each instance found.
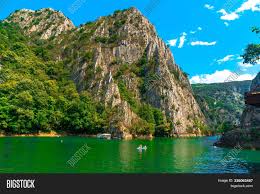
[6,8,75,40]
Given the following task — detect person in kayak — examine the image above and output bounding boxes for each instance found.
[137,145,147,151]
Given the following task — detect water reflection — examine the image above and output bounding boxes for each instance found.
[0,136,259,173]
[171,138,206,173]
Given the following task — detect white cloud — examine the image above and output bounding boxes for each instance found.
[217,9,226,15]
[167,38,178,47]
[217,0,260,21]
[204,4,214,10]
[217,9,239,20]
[191,41,217,46]
[217,9,231,20]
[217,55,234,64]
[189,27,202,34]
[178,32,187,48]
[236,0,260,12]
[238,60,260,70]
[224,22,229,26]
[238,61,254,68]
[190,69,256,84]
[236,74,257,81]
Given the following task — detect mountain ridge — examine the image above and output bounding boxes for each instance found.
[214,73,260,149]
[0,7,206,138]
[192,80,251,131]
[5,8,75,39]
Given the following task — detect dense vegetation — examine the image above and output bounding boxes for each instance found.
[192,81,251,133]
[242,27,260,65]
[0,23,107,134]
[0,7,210,137]
[0,22,172,136]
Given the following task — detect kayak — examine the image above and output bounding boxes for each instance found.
[137,146,147,151]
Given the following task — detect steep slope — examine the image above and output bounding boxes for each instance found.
[0,22,106,135]
[241,72,260,129]
[214,73,260,149]
[5,8,75,39]
[192,80,251,130]
[4,7,206,138]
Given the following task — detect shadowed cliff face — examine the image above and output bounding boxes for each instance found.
[7,7,206,138]
[241,72,260,129]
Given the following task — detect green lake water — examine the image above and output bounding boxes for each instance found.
[0,136,260,173]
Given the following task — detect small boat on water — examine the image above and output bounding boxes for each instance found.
[137,145,147,151]
[97,133,111,140]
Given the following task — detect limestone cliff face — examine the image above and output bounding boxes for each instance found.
[7,8,206,137]
[6,8,75,39]
[241,72,260,129]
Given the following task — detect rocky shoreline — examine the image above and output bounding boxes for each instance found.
[0,131,210,139]
[214,128,260,150]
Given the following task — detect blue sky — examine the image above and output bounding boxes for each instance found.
[0,0,259,83]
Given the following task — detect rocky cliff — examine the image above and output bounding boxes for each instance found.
[6,8,75,39]
[241,72,260,129]
[5,7,206,138]
[192,80,251,130]
[214,73,260,149]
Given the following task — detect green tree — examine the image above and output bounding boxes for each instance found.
[242,27,260,65]
[0,23,106,135]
